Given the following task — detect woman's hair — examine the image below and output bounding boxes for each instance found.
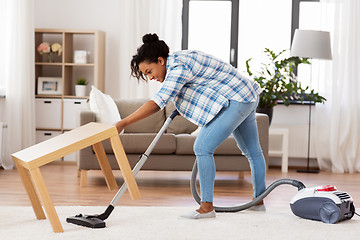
[130,33,169,81]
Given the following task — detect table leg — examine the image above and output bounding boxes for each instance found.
[29,168,63,233]
[92,141,118,190]
[80,170,88,187]
[14,162,46,220]
[109,134,141,200]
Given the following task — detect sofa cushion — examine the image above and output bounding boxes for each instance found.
[175,134,243,155]
[102,133,176,154]
[116,99,166,133]
[165,102,198,134]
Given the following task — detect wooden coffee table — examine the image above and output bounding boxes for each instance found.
[12,122,141,232]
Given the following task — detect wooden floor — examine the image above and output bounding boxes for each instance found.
[1,162,359,209]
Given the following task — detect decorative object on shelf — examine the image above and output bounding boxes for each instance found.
[37,77,62,95]
[74,50,88,64]
[75,78,88,97]
[37,42,62,62]
[37,42,50,54]
[51,43,62,55]
[290,29,332,174]
[245,48,326,124]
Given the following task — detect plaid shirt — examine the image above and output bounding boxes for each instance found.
[151,50,262,126]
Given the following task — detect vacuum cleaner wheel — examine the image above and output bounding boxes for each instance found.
[319,202,340,224]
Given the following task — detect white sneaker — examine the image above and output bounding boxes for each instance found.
[180,210,216,219]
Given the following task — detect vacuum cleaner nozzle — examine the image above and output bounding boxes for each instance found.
[66,214,106,228]
[67,205,114,228]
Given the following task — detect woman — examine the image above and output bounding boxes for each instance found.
[115,33,267,219]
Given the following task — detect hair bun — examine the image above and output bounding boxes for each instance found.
[142,33,159,44]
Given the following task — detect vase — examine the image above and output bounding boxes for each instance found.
[75,85,87,97]
[47,52,55,63]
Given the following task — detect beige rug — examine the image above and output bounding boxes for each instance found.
[0,206,359,240]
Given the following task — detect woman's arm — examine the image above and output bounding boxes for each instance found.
[114,100,160,133]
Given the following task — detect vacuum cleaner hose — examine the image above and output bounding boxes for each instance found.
[190,160,306,212]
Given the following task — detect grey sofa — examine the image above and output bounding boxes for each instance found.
[77,99,269,187]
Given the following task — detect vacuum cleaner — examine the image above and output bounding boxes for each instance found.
[290,185,355,223]
[190,162,356,223]
[67,109,357,228]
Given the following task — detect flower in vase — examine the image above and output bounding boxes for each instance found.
[37,42,51,55]
[51,43,63,55]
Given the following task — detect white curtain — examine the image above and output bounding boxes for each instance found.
[118,0,183,100]
[314,0,360,173]
[0,0,36,169]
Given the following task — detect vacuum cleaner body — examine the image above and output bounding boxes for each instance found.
[290,185,355,224]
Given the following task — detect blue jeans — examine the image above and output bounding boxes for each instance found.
[193,100,266,202]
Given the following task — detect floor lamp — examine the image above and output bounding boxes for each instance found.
[290,29,332,173]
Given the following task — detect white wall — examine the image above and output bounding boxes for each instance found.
[34,0,133,99]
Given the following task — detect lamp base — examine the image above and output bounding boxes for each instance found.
[297,169,319,173]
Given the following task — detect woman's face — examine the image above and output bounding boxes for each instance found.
[139,57,167,83]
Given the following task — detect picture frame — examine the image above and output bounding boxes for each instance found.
[37,77,62,95]
[74,50,88,64]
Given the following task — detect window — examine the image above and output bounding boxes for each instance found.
[237,0,292,74]
[182,0,292,72]
[182,0,239,67]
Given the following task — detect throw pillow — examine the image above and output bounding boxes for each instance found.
[89,85,122,132]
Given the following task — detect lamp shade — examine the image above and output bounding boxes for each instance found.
[291,29,332,60]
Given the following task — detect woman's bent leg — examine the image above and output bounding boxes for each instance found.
[232,109,266,198]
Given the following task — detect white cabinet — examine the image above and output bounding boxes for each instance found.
[63,99,89,129]
[36,130,62,161]
[35,98,61,129]
[36,98,89,132]
[35,129,77,162]
[36,130,61,143]
[63,131,78,162]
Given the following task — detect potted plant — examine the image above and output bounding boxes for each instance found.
[245,48,326,124]
[75,78,88,97]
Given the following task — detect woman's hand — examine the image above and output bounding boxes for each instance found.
[114,120,126,134]
[114,100,160,134]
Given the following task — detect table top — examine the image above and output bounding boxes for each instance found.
[12,122,117,168]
